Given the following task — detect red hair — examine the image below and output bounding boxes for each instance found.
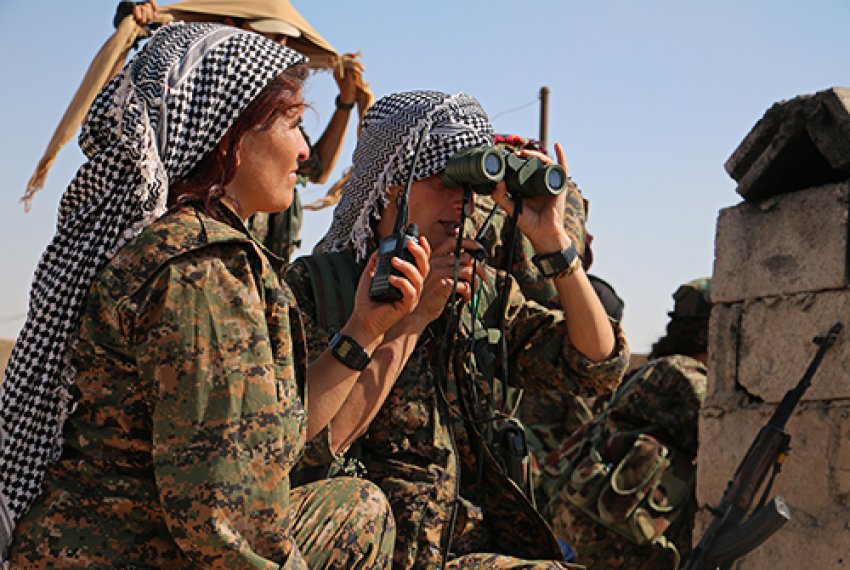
[169,64,308,220]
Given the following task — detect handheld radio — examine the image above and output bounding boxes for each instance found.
[368,129,427,302]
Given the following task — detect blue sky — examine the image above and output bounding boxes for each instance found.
[2,1,849,352]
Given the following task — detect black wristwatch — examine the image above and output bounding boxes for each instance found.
[532,243,580,279]
[329,332,371,371]
[335,95,355,111]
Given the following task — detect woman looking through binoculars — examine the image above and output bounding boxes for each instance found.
[286,90,629,569]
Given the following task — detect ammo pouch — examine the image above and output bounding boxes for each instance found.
[543,419,694,566]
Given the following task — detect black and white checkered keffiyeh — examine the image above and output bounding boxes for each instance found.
[0,22,305,559]
[322,90,494,261]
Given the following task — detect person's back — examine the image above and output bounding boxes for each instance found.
[541,278,711,569]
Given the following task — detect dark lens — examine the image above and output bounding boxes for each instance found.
[547,168,565,190]
[484,153,501,176]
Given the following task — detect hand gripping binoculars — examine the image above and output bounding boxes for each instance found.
[440,146,568,197]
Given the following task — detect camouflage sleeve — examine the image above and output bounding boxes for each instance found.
[499,271,629,396]
[283,260,340,468]
[134,245,295,568]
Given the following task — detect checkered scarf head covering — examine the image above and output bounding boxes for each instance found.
[0,22,305,558]
[322,90,494,261]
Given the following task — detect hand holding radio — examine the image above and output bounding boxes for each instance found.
[369,128,430,302]
[352,236,431,340]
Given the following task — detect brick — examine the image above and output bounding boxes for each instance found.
[697,408,768,506]
[706,303,742,406]
[729,515,850,569]
[693,510,850,568]
[712,182,850,303]
[696,408,848,567]
[725,88,850,201]
[781,408,834,515]
[738,292,850,402]
[832,406,850,499]
[697,407,833,515]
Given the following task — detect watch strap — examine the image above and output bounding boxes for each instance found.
[329,332,371,371]
[335,95,355,111]
[532,243,580,279]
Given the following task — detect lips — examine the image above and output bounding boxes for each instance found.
[439,221,460,235]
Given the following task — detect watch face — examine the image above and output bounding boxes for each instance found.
[336,340,353,358]
[331,333,370,371]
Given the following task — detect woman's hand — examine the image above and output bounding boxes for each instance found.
[408,238,486,327]
[334,53,365,105]
[491,142,572,254]
[348,236,431,341]
[132,0,159,26]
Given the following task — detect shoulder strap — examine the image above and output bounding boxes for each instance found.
[298,251,361,332]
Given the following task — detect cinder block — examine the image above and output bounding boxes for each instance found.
[782,408,834,515]
[729,515,850,569]
[697,408,768,506]
[712,182,849,303]
[832,406,850,499]
[738,292,850,402]
[706,303,742,405]
[697,407,833,515]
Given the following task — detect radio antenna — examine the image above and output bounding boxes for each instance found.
[394,127,429,234]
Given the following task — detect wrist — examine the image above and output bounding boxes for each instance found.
[340,315,383,354]
[531,232,572,257]
[328,332,371,371]
[335,95,355,111]
[400,312,432,336]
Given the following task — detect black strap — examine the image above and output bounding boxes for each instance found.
[298,252,360,332]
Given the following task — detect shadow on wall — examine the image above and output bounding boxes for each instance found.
[1,339,13,377]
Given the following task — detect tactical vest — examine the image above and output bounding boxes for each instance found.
[541,357,705,568]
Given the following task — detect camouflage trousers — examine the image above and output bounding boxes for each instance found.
[447,552,583,569]
[292,477,396,569]
[8,476,394,569]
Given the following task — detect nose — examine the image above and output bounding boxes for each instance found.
[442,182,475,215]
[296,128,310,162]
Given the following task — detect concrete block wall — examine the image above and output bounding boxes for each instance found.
[700,181,850,568]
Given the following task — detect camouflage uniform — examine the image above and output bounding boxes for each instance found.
[543,355,707,569]
[8,205,394,569]
[285,248,629,570]
[472,183,598,507]
[541,279,712,570]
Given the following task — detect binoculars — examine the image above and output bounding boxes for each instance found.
[440,146,567,197]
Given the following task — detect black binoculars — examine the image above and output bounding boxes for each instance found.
[440,146,567,197]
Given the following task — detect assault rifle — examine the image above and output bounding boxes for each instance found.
[683,321,842,570]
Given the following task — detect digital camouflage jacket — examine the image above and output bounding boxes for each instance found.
[286,249,629,570]
[9,206,393,569]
